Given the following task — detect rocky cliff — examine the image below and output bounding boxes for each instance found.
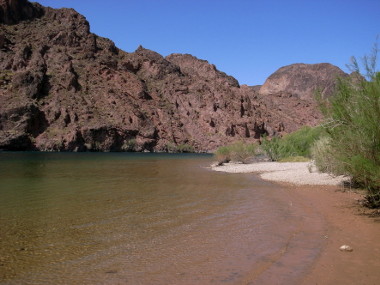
[0,0,43,24]
[0,0,347,152]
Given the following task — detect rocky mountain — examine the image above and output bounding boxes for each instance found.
[260,63,347,99]
[0,0,347,152]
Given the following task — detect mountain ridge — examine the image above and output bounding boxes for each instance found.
[0,0,347,152]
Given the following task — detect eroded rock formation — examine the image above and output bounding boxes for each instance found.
[0,0,348,152]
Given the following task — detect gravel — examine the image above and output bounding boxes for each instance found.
[211,162,348,186]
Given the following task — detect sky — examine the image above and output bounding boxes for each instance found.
[33,0,379,86]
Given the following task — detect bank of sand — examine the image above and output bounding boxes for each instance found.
[212,162,380,284]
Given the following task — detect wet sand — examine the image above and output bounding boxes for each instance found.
[212,162,380,284]
[295,185,380,285]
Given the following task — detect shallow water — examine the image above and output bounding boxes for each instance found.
[0,153,326,284]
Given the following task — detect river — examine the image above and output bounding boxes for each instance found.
[0,153,325,284]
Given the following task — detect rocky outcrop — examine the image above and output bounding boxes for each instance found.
[0,0,348,152]
[0,0,44,24]
[256,63,349,134]
[260,63,347,100]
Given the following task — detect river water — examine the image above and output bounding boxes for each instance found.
[0,153,326,284]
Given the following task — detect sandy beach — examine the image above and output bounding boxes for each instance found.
[212,161,348,186]
[212,162,380,284]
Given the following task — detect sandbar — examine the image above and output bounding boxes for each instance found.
[212,161,348,185]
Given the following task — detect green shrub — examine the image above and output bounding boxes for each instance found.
[278,156,311,162]
[215,141,258,164]
[214,145,231,164]
[166,143,195,153]
[261,136,281,161]
[311,137,344,174]
[261,126,325,161]
[317,46,380,207]
[176,144,195,153]
[229,141,258,163]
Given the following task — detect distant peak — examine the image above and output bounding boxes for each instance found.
[135,45,145,52]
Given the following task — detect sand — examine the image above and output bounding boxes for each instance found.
[295,185,380,285]
[211,161,348,185]
[212,161,380,284]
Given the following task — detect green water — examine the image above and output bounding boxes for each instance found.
[0,153,325,284]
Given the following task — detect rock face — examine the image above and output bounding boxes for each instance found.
[255,63,349,135]
[260,63,347,100]
[0,0,43,24]
[0,0,347,152]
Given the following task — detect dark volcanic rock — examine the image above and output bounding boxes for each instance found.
[0,0,44,24]
[0,0,348,152]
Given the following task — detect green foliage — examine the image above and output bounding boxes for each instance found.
[316,45,380,207]
[214,145,231,164]
[229,141,258,163]
[214,141,259,164]
[166,143,195,153]
[261,126,325,161]
[176,144,195,153]
[260,136,281,161]
[278,156,311,162]
[311,137,343,174]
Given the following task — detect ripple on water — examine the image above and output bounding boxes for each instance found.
[0,153,326,284]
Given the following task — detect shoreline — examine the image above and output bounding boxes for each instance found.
[211,161,380,284]
[294,184,380,285]
[211,161,348,186]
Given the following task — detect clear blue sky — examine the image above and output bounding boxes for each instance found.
[34,0,379,86]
